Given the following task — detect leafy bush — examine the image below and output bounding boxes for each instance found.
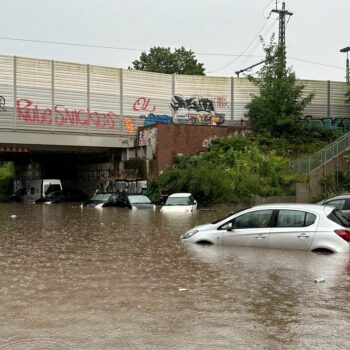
[147,136,305,205]
[0,162,14,195]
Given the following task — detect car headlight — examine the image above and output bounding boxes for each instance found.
[95,203,104,208]
[182,229,198,239]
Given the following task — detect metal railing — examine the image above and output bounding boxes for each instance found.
[291,131,350,173]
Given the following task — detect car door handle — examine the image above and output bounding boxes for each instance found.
[297,233,309,238]
[255,234,267,239]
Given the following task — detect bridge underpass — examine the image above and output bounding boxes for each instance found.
[0,129,150,196]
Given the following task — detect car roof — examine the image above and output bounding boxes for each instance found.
[168,193,192,198]
[249,203,334,214]
[324,194,350,201]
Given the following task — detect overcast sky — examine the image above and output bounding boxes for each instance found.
[0,0,348,82]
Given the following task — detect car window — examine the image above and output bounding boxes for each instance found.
[165,197,191,206]
[128,195,151,204]
[221,210,273,230]
[276,210,316,227]
[324,199,346,210]
[328,209,350,226]
[91,193,113,201]
[44,184,61,195]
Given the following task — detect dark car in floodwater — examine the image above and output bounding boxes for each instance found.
[82,192,155,209]
[35,189,88,204]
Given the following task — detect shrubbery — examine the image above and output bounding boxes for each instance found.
[147,136,306,205]
[0,162,14,196]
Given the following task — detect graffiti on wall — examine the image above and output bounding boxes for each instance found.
[133,97,156,113]
[16,98,116,129]
[139,127,158,156]
[170,95,225,126]
[140,113,172,126]
[0,96,6,112]
[202,135,218,148]
[123,116,136,134]
[134,95,227,127]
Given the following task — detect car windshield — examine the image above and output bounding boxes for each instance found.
[328,208,350,226]
[45,190,62,198]
[165,197,192,206]
[90,193,113,202]
[211,210,236,224]
[44,184,61,195]
[128,195,151,204]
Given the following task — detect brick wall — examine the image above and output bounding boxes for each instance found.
[139,123,251,176]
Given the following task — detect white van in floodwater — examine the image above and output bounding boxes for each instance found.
[24,179,63,202]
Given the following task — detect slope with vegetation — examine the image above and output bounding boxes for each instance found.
[146,37,338,205]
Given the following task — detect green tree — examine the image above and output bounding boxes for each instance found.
[245,36,313,138]
[0,162,14,196]
[131,46,205,75]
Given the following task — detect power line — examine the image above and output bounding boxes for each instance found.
[287,57,343,70]
[207,18,276,74]
[0,35,343,71]
[0,36,144,52]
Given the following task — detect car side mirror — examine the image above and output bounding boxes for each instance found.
[226,223,233,232]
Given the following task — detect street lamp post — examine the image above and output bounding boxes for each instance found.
[340,46,350,83]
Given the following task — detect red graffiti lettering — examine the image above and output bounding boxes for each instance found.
[75,109,90,126]
[17,98,116,130]
[17,99,34,122]
[214,96,229,108]
[41,108,52,125]
[132,97,156,112]
[54,105,66,126]
[17,99,52,124]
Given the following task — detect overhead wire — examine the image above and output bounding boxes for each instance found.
[235,17,278,73]
[206,17,273,74]
[0,35,343,72]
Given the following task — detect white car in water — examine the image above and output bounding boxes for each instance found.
[181,203,350,253]
[160,193,197,213]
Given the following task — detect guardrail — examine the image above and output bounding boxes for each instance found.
[291,131,350,173]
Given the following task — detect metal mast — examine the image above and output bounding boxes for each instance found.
[271,1,293,58]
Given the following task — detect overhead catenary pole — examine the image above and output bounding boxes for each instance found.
[271,1,293,61]
[235,1,293,77]
[340,47,350,84]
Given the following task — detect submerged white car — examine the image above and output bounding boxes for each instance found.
[160,193,197,213]
[181,203,350,253]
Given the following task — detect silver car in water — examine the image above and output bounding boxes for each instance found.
[181,204,350,253]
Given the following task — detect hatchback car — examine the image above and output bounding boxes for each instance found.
[82,192,155,209]
[160,193,197,213]
[126,194,156,210]
[35,189,87,204]
[321,193,350,218]
[82,192,123,208]
[181,203,350,253]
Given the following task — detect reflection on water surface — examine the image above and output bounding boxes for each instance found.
[0,203,350,349]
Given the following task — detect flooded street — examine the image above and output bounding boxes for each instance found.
[0,203,350,349]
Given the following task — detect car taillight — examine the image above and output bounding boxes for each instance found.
[335,229,350,242]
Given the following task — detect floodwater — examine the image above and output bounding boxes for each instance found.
[0,203,350,350]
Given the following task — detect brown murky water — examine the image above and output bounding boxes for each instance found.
[0,203,350,349]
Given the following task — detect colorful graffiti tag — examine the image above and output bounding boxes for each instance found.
[140,113,172,126]
[16,98,116,129]
[123,116,136,134]
[170,95,225,126]
[134,95,227,127]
